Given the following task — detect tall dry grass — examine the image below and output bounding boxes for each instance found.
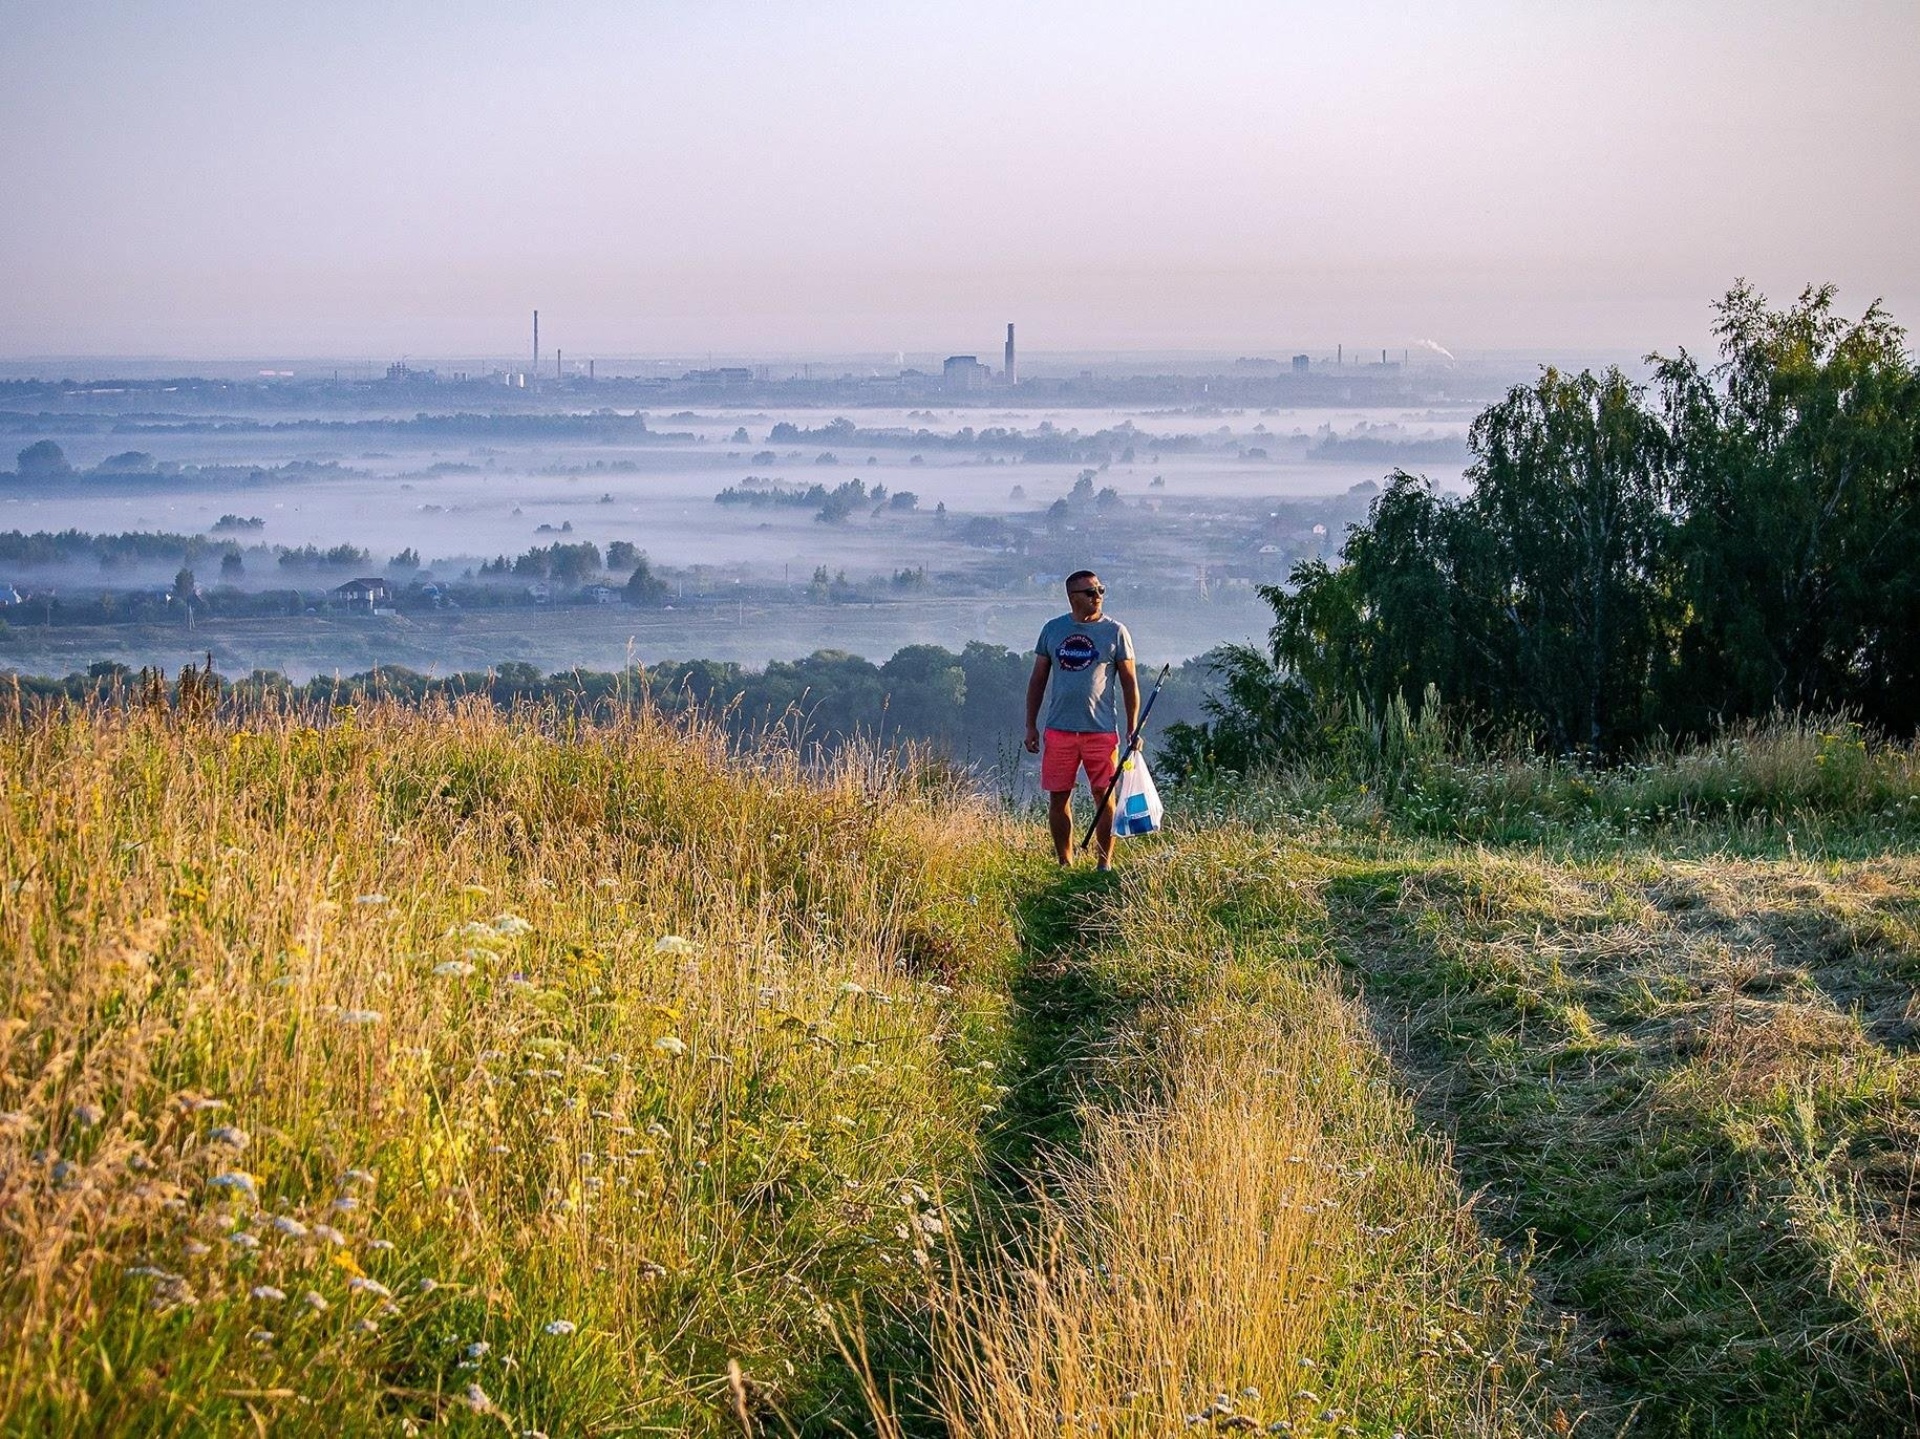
[0,693,1016,1435]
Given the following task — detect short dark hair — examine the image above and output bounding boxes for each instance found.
[1065,569,1098,587]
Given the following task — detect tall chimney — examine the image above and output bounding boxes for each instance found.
[1004,323,1016,386]
[532,310,539,374]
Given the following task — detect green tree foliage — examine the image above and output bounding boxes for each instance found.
[1657,282,1920,729]
[624,555,669,606]
[1179,284,1920,774]
[16,441,71,478]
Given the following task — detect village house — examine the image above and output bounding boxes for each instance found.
[330,577,389,608]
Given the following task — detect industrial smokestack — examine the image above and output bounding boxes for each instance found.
[532,310,539,374]
[1005,323,1016,386]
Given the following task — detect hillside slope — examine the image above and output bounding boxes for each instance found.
[5,696,1913,1434]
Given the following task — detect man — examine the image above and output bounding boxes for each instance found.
[1025,570,1140,869]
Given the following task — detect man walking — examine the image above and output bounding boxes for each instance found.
[1025,570,1140,869]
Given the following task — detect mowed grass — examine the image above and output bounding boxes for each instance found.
[1326,850,1920,1435]
[0,696,1019,1435]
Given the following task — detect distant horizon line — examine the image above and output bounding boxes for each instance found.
[0,343,1650,370]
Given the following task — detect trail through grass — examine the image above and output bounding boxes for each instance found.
[923,837,1562,1438]
[1321,848,1920,1435]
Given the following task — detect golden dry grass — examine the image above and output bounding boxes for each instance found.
[0,696,1015,1434]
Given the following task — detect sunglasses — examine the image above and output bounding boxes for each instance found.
[1069,585,1106,598]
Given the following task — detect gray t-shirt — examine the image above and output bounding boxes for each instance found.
[1036,613,1135,734]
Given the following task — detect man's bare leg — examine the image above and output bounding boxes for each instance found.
[1093,792,1117,869]
[1047,790,1074,865]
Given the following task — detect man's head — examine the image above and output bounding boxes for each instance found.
[1065,569,1105,619]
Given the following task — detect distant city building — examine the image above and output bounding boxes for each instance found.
[943,355,991,391]
[1004,324,1017,386]
[681,367,754,384]
[1292,354,1311,372]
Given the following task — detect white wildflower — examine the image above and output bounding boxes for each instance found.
[208,1125,249,1151]
[303,1291,329,1311]
[311,1224,347,1246]
[332,1196,360,1212]
[249,1329,275,1343]
[464,1383,492,1413]
[653,1035,687,1057]
[434,960,477,978]
[464,1340,491,1359]
[353,1318,379,1334]
[490,913,533,936]
[367,1238,395,1251]
[229,1232,261,1250]
[543,1319,576,1336]
[652,935,696,955]
[251,1285,287,1301]
[417,1277,440,1294]
[208,1172,257,1199]
[347,1276,391,1298]
[337,1009,383,1026]
[72,1102,105,1128]
[269,1216,308,1238]
[343,1168,377,1187]
[354,894,388,907]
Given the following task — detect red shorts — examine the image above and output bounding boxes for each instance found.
[1041,728,1119,794]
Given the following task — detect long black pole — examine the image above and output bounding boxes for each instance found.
[1082,662,1171,853]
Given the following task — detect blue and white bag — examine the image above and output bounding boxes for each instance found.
[1111,751,1164,837]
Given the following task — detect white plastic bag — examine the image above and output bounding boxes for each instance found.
[1110,751,1164,837]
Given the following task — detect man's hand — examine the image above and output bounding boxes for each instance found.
[1024,654,1050,753]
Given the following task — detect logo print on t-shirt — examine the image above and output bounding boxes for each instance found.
[1056,633,1099,672]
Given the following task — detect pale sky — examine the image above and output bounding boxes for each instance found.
[1,0,1914,359]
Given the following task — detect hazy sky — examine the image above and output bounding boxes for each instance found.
[2,0,1915,359]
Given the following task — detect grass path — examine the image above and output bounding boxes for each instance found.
[1323,849,1920,1436]
[913,837,1557,1439]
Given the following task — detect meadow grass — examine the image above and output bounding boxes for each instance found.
[12,686,1911,1436]
[0,689,1571,1437]
[0,694,1018,1435]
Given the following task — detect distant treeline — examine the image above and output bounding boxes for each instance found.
[0,528,243,568]
[0,446,353,487]
[765,416,1197,465]
[0,414,693,444]
[1172,283,1920,772]
[5,644,1211,765]
[715,477,921,522]
[0,527,382,573]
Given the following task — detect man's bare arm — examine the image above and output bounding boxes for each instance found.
[1117,658,1141,740]
[1024,654,1050,752]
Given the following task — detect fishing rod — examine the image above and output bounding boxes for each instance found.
[1082,661,1172,853]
